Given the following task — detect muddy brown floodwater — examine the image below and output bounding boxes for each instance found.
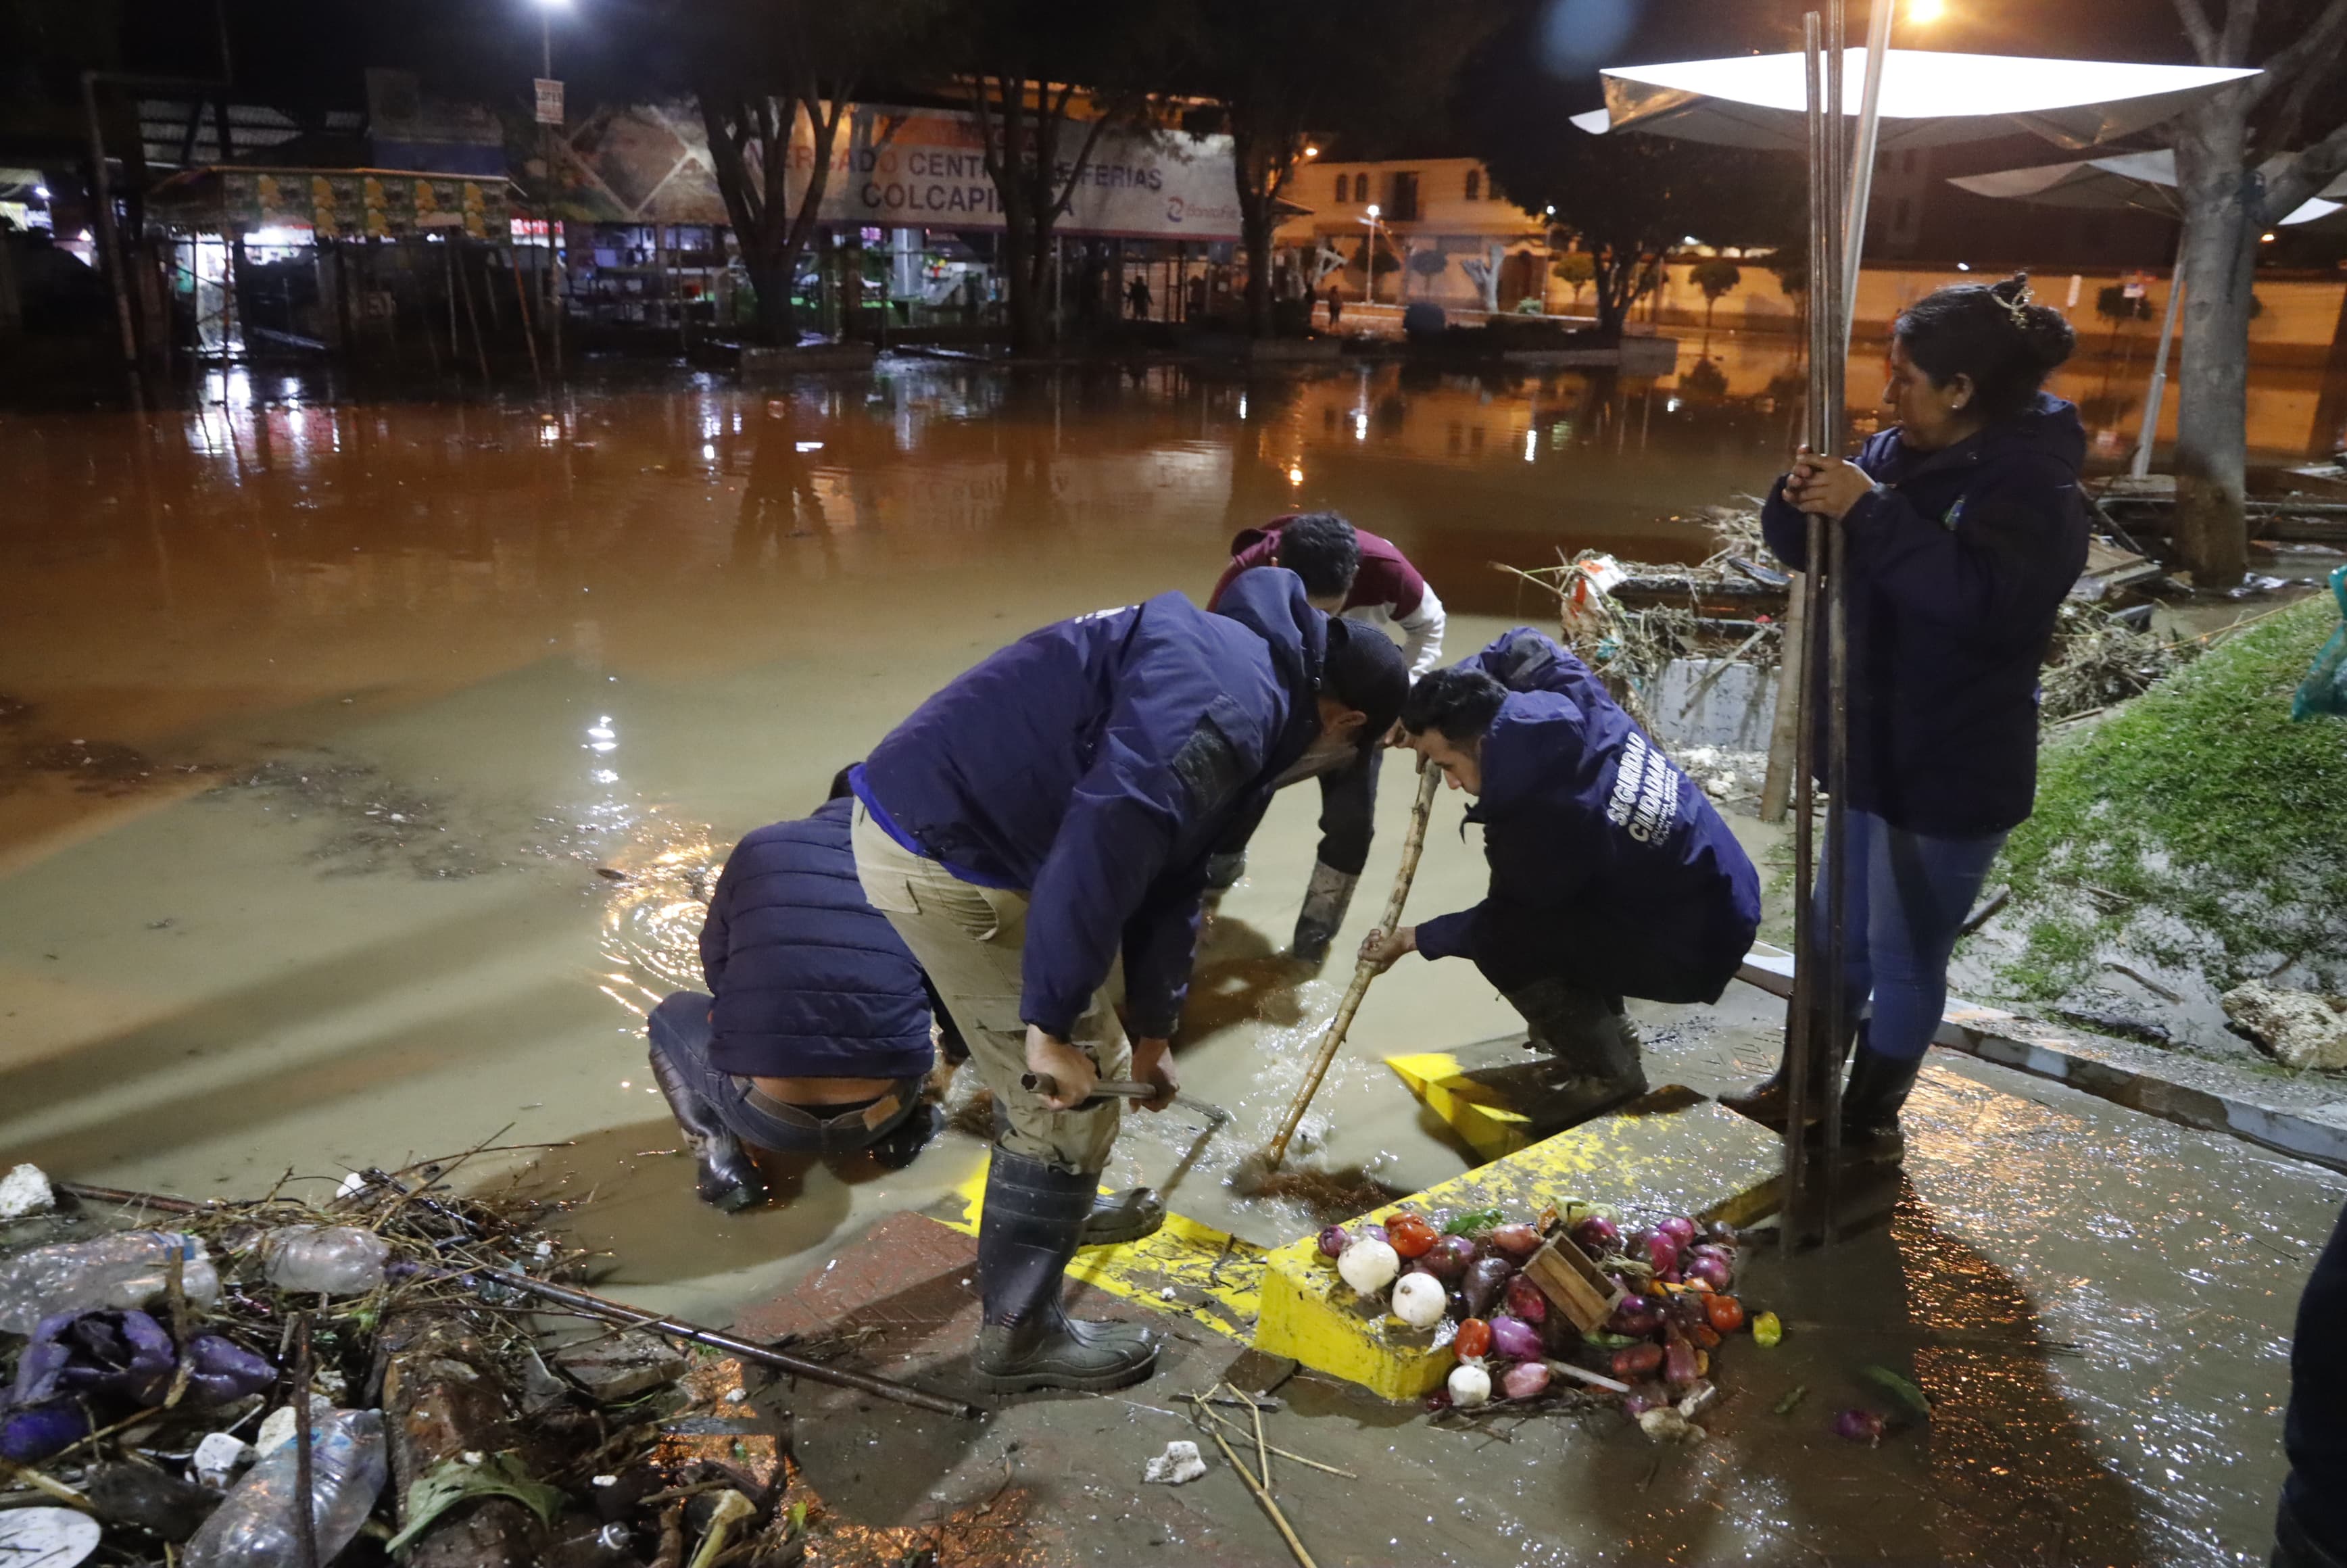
[0,357,2333,1564]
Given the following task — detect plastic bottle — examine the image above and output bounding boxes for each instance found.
[180,1408,386,1568]
[0,1232,220,1335]
[260,1227,389,1296]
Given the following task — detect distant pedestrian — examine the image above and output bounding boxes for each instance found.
[1326,284,1344,329]
[1128,275,1152,320]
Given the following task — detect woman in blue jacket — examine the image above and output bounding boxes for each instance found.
[1724,276,2087,1161]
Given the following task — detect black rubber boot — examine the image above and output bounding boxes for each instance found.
[1290,860,1359,964]
[1501,978,1647,1123]
[647,1050,768,1212]
[1720,1018,1864,1131]
[1204,851,1247,891]
[981,1098,1163,1247]
[972,1150,1160,1394]
[1835,1048,1925,1165]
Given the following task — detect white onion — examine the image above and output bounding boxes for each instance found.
[1447,1363,1493,1408]
[1336,1237,1401,1298]
[1390,1271,1447,1329]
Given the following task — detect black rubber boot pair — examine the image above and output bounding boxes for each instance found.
[973,1150,1161,1394]
[1290,860,1360,964]
[1501,977,1648,1122]
[981,1094,1164,1247]
[1719,1024,1924,1165]
[648,1050,769,1212]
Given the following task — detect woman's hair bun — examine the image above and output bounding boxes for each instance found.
[1987,273,2075,370]
[1894,271,2077,417]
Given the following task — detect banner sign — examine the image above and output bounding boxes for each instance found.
[535,78,564,127]
[216,171,498,239]
[543,99,1239,241]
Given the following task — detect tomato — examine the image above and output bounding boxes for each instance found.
[1455,1317,1493,1359]
[1705,1294,1747,1334]
[1611,1343,1664,1380]
[1386,1213,1438,1259]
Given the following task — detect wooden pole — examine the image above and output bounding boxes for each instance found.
[506,244,545,395]
[1758,577,1807,821]
[1205,1429,1318,1568]
[1263,756,1441,1167]
[456,245,492,384]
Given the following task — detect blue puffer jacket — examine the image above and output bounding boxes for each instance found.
[700,798,936,1080]
[857,570,1325,1039]
[1762,393,2090,837]
[1415,630,1762,1004]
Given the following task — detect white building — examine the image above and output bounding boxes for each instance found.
[1274,155,1559,314]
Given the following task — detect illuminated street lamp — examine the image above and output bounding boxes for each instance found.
[1908,0,1945,22]
[1359,202,1382,305]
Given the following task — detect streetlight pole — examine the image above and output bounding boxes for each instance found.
[535,0,566,384]
[1359,203,1381,308]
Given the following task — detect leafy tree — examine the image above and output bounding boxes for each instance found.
[1552,248,1596,309]
[1689,255,1741,353]
[1407,246,1449,296]
[1180,0,1489,337]
[2164,0,2347,587]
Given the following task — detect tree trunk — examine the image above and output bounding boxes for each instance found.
[2171,112,2256,589]
[1232,125,1278,339]
[748,258,796,345]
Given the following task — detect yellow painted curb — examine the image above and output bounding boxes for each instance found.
[1385,1050,1536,1162]
[924,1156,1265,1344]
[1254,1089,1784,1402]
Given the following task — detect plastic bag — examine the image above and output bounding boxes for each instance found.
[0,1233,220,1336]
[2294,564,2347,721]
[179,1408,386,1568]
[260,1226,389,1296]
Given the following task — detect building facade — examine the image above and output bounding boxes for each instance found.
[1272,155,1556,314]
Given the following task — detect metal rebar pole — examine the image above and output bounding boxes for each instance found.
[2132,260,2185,479]
[1814,0,1852,1247]
[1838,0,1895,357]
[1783,11,1830,1241]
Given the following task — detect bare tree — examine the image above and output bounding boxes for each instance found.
[681,0,939,345]
[2167,0,2347,587]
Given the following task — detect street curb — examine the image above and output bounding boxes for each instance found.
[1735,946,2347,1175]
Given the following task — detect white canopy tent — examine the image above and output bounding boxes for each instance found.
[1570,51,2258,151]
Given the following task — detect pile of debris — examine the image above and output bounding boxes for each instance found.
[0,1158,961,1567]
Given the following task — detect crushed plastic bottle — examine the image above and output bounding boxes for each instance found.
[0,1233,220,1335]
[180,1408,385,1568]
[259,1227,389,1297]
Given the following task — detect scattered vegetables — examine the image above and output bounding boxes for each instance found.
[1316,1225,1350,1260]
[1443,1207,1505,1236]
[1420,1235,1476,1282]
[1835,1408,1887,1446]
[1500,1362,1551,1401]
[1385,1213,1438,1259]
[1447,1363,1493,1408]
[1501,1273,1547,1325]
[1752,1311,1783,1348]
[1658,1216,1697,1248]
[1390,1272,1448,1329]
[1461,1256,1512,1320]
[1337,1237,1401,1298]
[1486,1316,1540,1363]
[1570,1214,1623,1255]
[1774,1384,1809,1416]
[1704,1294,1746,1334]
[1611,1344,1664,1381]
[1489,1224,1544,1260]
[1862,1365,1933,1421]
[1454,1319,1493,1360]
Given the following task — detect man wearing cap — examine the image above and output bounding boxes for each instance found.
[850,570,1409,1394]
[1207,512,1446,960]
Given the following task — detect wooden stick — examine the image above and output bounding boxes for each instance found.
[1263,755,1441,1166]
[1206,1427,1319,1568]
[1,1460,97,1511]
[292,1313,320,1568]
[1244,1382,1271,1488]
[1180,1397,1356,1478]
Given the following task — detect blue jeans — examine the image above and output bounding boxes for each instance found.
[1815,809,2007,1062]
[646,991,924,1156]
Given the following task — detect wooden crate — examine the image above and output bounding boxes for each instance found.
[1521,1233,1625,1336]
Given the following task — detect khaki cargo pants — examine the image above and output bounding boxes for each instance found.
[851,803,1131,1174]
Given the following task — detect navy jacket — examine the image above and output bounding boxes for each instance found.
[1415,630,1762,1005]
[699,798,936,1080]
[858,570,1325,1039]
[1762,393,2090,837]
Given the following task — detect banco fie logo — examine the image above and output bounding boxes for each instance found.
[1167,195,1186,224]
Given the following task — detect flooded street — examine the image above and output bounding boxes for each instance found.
[0,352,2336,1562]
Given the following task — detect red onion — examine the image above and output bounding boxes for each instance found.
[1658,1267,1684,1286]
[1658,1215,1697,1248]
[1500,1361,1551,1400]
[1502,1274,1547,1324]
[1356,1223,1390,1248]
[1706,1221,1739,1246]
[1684,1252,1733,1293]
[1620,1383,1667,1418]
[1486,1315,1541,1363]
[1461,1255,1513,1319]
[1634,1227,1680,1273]
[1316,1225,1350,1260]
[1489,1223,1543,1259]
[1835,1408,1887,1446]
[1607,1294,1664,1337]
[1662,1331,1699,1386]
[1569,1214,1622,1255]
[1421,1234,1476,1283]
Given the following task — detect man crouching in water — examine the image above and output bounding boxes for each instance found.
[1361,630,1762,1124]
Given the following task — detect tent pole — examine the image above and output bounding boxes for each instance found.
[1838,0,1894,356]
[2132,260,2184,479]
